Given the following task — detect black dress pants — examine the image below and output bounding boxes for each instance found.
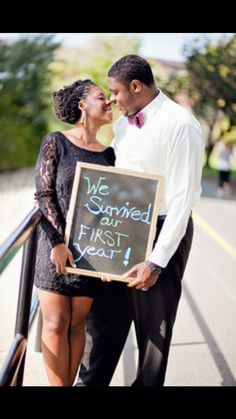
[76,280,132,386]
[76,216,193,387]
[130,216,193,386]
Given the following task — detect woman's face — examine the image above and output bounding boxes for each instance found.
[82,86,113,124]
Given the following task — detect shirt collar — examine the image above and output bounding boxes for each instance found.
[117,89,166,130]
[140,89,165,122]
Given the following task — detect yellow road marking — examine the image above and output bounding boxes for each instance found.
[193,211,236,260]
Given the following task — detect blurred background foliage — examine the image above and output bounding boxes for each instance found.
[0,34,60,170]
[0,33,236,171]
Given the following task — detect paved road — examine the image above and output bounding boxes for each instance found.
[0,172,236,386]
[111,181,236,386]
[110,185,236,386]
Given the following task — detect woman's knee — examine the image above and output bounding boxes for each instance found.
[42,312,70,335]
[69,315,87,336]
[69,297,92,335]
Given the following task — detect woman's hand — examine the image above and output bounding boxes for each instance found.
[50,243,75,275]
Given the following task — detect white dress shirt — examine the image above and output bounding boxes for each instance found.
[112,89,205,268]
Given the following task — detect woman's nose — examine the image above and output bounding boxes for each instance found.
[106,98,115,106]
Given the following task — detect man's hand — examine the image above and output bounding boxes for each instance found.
[50,243,76,275]
[123,261,162,291]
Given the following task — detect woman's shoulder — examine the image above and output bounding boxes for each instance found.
[40,131,60,145]
[104,146,116,165]
[42,131,62,141]
[38,132,65,159]
[104,145,115,154]
[104,146,115,157]
[40,131,66,151]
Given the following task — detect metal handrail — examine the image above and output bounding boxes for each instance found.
[29,292,39,329]
[0,207,42,386]
[0,207,42,275]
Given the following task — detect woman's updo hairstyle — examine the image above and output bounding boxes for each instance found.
[53,79,95,124]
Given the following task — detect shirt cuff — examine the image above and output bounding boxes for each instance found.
[51,236,65,247]
[148,249,169,269]
[146,260,162,274]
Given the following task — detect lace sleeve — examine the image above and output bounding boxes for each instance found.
[34,133,65,247]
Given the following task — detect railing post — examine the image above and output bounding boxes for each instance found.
[12,227,38,386]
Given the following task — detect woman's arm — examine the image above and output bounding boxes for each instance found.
[35,133,76,274]
[35,133,65,247]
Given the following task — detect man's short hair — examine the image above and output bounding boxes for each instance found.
[108,54,155,87]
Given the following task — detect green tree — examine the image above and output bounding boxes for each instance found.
[0,34,60,171]
[157,72,189,101]
[183,34,236,167]
[81,34,141,95]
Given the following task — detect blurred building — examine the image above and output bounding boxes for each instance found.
[154,58,186,77]
[154,58,193,110]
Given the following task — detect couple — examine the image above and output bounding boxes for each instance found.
[34,54,204,386]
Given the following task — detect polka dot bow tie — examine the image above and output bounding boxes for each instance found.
[127,111,144,128]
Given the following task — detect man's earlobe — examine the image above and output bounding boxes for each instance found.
[131,79,142,93]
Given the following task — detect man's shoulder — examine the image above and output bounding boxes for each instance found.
[161,97,201,130]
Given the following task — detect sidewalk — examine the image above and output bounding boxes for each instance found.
[201,174,236,200]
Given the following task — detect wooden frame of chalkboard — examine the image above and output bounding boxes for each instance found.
[65,162,164,283]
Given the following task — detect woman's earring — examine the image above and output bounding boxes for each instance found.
[80,110,86,126]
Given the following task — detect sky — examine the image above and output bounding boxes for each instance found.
[55,33,233,61]
[0,33,234,61]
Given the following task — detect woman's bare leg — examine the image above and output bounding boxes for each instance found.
[68,296,93,385]
[37,289,71,386]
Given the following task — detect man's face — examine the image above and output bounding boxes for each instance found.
[108,77,137,117]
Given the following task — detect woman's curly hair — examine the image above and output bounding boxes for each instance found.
[53,79,95,124]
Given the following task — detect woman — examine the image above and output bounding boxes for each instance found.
[216,140,233,197]
[34,79,114,386]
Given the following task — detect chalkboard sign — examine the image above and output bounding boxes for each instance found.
[65,163,163,282]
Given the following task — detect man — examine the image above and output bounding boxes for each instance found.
[76,54,204,387]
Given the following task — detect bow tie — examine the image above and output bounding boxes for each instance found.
[127,111,144,128]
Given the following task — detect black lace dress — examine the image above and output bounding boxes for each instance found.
[34,131,116,297]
